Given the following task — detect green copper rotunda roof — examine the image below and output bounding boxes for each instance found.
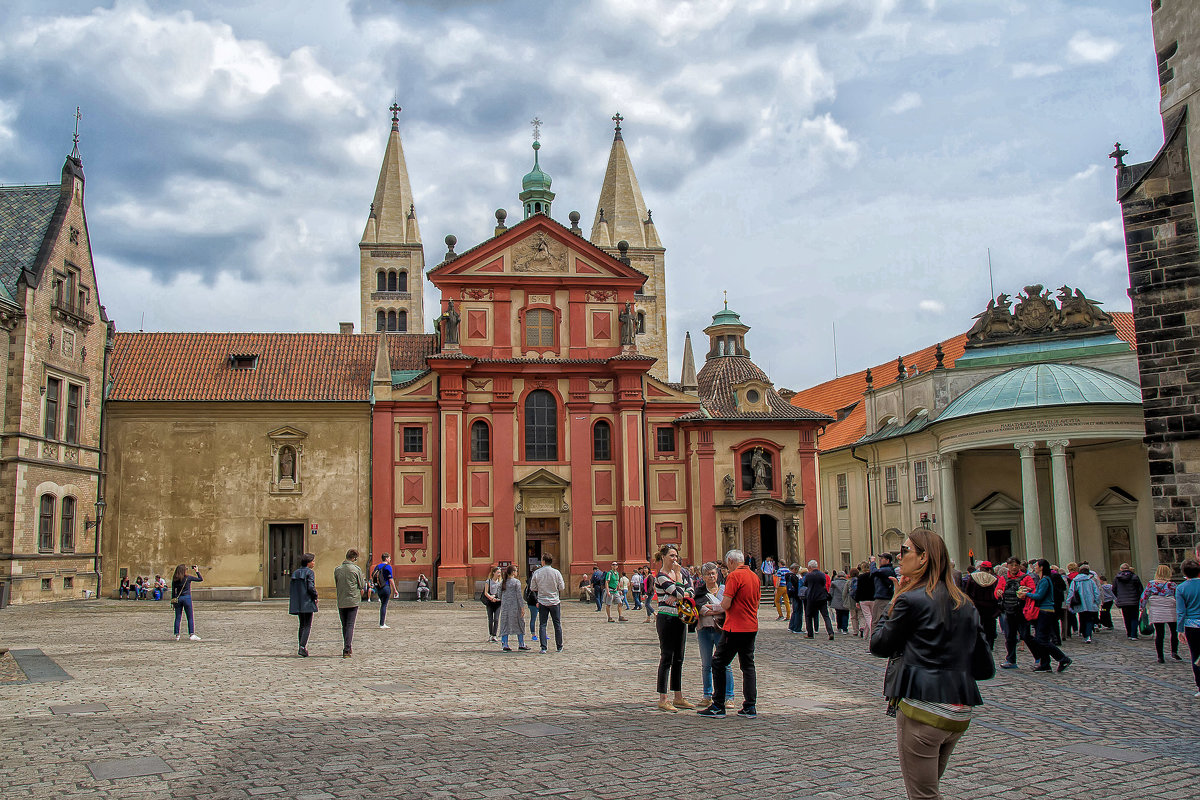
[939,363,1142,422]
[710,307,744,326]
[522,141,552,191]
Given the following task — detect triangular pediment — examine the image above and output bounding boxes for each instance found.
[1093,485,1139,509]
[645,376,701,404]
[428,215,648,283]
[971,491,1021,514]
[514,467,571,489]
[266,426,308,440]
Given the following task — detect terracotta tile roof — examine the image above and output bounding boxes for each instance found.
[791,312,1136,453]
[695,355,830,421]
[109,332,435,402]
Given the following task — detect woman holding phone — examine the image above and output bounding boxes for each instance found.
[170,564,203,641]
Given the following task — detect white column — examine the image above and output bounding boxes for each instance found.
[935,453,961,565]
[1015,442,1042,559]
[1047,439,1075,565]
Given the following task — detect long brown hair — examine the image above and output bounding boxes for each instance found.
[893,528,968,609]
[501,564,518,592]
[172,564,187,587]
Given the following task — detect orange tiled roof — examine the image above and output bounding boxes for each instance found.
[790,312,1136,453]
[109,332,435,402]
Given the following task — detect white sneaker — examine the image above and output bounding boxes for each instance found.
[189,634,201,641]
[174,635,180,641]
[1194,691,1200,698]
[380,624,390,629]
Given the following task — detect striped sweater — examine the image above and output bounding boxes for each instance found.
[654,570,692,616]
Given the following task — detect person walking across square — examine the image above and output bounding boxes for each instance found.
[530,553,566,653]
[698,549,760,718]
[372,553,399,629]
[289,553,319,657]
[333,549,365,658]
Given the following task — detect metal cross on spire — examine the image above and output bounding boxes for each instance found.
[530,116,543,142]
[1109,141,1129,169]
[723,290,728,310]
[70,106,81,161]
[612,111,624,140]
[389,102,401,127]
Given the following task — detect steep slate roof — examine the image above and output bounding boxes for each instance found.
[0,184,61,302]
[696,355,830,421]
[109,332,435,402]
[790,311,1137,453]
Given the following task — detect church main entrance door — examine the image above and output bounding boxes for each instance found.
[267,523,304,598]
[524,517,560,578]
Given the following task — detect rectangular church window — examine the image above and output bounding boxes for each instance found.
[884,466,899,504]
[403,426,424,454]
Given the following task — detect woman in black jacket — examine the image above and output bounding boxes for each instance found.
[289,553,319,657]
[870,528,993,800]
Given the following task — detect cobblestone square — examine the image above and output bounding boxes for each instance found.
[1,598,1197,799]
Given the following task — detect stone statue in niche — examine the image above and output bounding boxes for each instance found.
[785,472,796,502]
[439,300,460,345]
[723,473,735,503]
[618,303,637,346]
[751,447,770,491]
[278,446,296,482]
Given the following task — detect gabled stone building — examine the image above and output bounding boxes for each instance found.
[0,152,110,604]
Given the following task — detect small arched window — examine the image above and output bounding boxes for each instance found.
[636,312,645,334]
[593,420,612,461]
[470,420,491,462]
[387,310,397,331]
[377,270,386,291]
[397,270,408,292]
[60,496,76,552]
[396,309,408,333]
[38,494,55,552]
[387,271,398,292]
[376,310,385,332]
[524,390,557,461]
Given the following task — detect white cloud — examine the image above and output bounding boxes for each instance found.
[799,114,859,166]
[918,299,945,313]
[888,91,922,114]
[1011,62,1063,79]
[1067,31,1121,65]
[0,98,15,144]
[1071,164,1099,181]
[1068,219,1122,253]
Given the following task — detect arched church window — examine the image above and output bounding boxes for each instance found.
[377,310,385,332]
[387,310,397,331]
[524,390,557,461]
[38,494,55,552]
[397,270,407,292]
[377,270,386,292]
[636,312,645,334]
[740,447,773,492]
[593,420,612,461]
[470,420,491,462]
[396,310,407,333]
[387,271,397,292]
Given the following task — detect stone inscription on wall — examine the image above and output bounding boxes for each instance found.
[939,417,1135,447]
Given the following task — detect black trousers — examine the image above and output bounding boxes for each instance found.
[1186,627,1200,691]
[486,601,500,636]
[656,613,686,693]
[297,612,313,648]
[1119,605,1139,637]
[1003,612,1030,665]
[537,603,563,651]
[712,630,757,710]
[1154,621,1179,659]
[806,600,833,636]
[339,606,358,653]
[1033,611,1068,668]
[1099,601,1114,628]
[980,614,998,650]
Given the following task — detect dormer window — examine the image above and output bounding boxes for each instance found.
[230,354,258,370]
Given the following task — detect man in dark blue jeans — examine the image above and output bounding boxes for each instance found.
[372,553,397,629]
[532,553,566,653]
[590,566,604,612]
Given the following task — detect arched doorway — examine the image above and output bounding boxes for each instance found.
[742,514,779,569]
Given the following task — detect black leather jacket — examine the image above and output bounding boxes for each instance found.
[869,584,986,705]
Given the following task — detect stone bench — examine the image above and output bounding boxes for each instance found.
[189,586,262,602]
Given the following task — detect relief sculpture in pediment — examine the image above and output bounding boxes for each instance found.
[513,232,567,272]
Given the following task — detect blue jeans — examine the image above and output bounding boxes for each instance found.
[697,626,734,699]
[538,603,563,651]
[789,597,805,632]
[500,633,526,648]
[378,586,391,625]
[173,596,194,635]
[527,604,538,638]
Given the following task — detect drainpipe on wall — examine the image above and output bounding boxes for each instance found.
[851,445,874,557]
[93,321,113,598]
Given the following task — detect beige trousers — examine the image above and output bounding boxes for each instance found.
[896,712,965,800]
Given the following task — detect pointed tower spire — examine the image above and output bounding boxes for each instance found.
[681,332,698,391]
[520,117,555,219]
[360,104,426,335]
[373,329,393,392]
[363,103,421,245]
[591,113,655,247]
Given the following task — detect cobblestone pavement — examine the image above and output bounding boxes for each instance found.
[1,598,1197,799]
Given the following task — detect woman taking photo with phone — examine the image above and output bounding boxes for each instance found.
[170,564,203,641]
[870,528,993,800]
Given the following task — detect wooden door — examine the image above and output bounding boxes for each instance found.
[268,523,305,598]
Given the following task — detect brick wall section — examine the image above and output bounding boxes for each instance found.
[1120,118,1200,569]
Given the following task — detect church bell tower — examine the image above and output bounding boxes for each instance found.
[360,104,425,333]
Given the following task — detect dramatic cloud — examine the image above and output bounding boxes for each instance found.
[0,0,1163,389]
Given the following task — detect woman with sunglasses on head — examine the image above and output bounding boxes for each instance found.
[653,544,695,712]
[870,528,993,800]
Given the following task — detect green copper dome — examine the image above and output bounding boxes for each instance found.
[710,307,743,326]
[522,141,552,191]
[939,363,1141,422]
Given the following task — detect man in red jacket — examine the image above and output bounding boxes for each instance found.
[994,557,1037,669]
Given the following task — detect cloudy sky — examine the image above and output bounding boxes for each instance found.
[0,0,1164,390]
